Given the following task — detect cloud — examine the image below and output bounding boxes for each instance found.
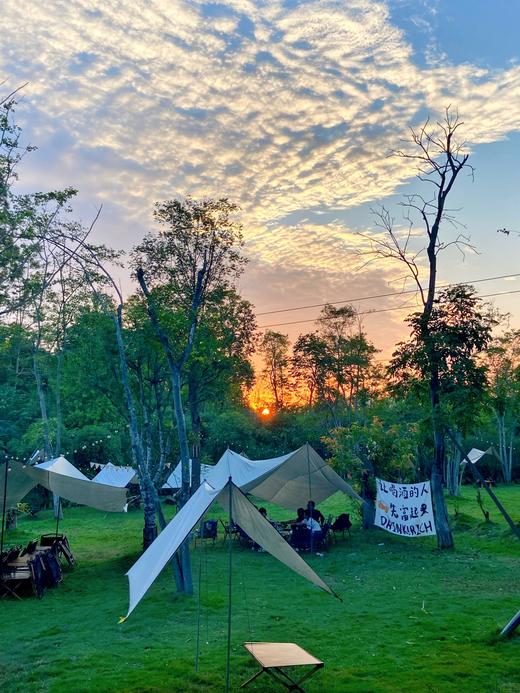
[2,0,520,344]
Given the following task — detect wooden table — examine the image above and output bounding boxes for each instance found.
[241,642,323,692]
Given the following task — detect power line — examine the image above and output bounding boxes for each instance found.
[256,272,520,317]
[259,288,520,329]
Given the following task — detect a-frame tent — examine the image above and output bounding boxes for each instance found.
[126,478,335,619]
[92,462,138,487]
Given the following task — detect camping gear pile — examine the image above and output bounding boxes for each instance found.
[0,533,74,600]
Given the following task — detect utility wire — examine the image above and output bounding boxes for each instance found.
[256,272,520,317]
[259,288,520,329]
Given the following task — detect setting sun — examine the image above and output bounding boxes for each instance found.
[261,407,270,416]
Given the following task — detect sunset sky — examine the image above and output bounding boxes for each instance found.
[3,0,520,358]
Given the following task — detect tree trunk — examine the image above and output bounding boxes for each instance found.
[141,473,158,550]
[171,367,193,594]
[188,375,202,494]
[360,470,375,529]
[55,350,63,455]
[446,429,461,496]
[33,351,52,460]
[156,500,184,592]
[431,429,453,548]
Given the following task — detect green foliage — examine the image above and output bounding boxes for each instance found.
[389,285,498,432]
[323,414,418,492]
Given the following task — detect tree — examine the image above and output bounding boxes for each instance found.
[291,304,377,422]
[363,109,473,548]
[133,196,247,594]
[390,284,497,496]
[485,330,520,482]
[259,330,291,410]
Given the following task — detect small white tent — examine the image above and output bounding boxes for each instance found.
[206,443,362,508]
[162,460,213,490]
[92,462,138,487]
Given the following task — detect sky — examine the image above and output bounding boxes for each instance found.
[2,0,520,359]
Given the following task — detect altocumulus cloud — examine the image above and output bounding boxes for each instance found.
[2,0,520,321]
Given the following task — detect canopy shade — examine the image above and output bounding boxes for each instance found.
[206,443,362,510]
[2,459,128,514]
[126,479,333,618]
[92,462,138,487]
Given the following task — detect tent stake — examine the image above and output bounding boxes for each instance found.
[225,477,233,693]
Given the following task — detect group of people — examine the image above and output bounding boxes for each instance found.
[287,500,324,533]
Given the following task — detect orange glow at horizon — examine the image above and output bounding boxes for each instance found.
[261,407,270,416]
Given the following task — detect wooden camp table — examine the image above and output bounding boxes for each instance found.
[241,642,323,692]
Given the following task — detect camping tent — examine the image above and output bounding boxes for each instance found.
[2,459,128,514]
[205,443,362,508]
[126,478,334,618]
[34,456,89,480]
[125,443,357,617]
[92,462,138,487]
[162,460,213,490]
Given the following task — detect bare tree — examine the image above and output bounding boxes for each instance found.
[361,108,473,548]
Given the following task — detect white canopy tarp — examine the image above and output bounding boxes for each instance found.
[2,459,128,513]
[464,448,491,464]
[92,462,138,487]
[125,479,333,618]
[35,455,89,480]
[206,443,362,509]
[162,460,214,489]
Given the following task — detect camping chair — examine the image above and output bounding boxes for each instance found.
[195,519,217,545]
[219,519,239,542]
[332,513,352,540]
[320,518,334,551]
[236,525,255,550]
[40,534,75,567]
[0,549,37,600]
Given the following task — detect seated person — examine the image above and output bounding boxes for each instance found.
[290,510,322,551]
[307,500,325,525]
[303,509,322,534]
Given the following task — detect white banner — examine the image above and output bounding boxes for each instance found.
[375,478,436,537]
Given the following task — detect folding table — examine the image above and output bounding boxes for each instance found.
[241,642,324,692]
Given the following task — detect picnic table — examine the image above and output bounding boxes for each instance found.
[241,642,324,692]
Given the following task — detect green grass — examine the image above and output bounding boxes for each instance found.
[1,486,519,693]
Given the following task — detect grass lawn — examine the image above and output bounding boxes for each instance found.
[1,485,519,692]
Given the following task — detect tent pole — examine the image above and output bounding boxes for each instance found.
[195,518,204,672]
[225,478,233,693]
[306,444,314,554]
[55,496,61,538]
[1,460,8,556]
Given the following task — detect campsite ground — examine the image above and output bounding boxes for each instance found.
[1,486,519,693]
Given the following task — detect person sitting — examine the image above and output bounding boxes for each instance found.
[303,509,322,534]
[307,500,325,525]
[290,509,322,551]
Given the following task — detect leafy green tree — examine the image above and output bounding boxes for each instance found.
[134,197,247,594]
[485,329,520,482]
[389,285,497,494]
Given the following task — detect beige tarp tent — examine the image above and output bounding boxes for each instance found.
[206,443,363,508]
[126,479,334,619]
[2,459,127,514]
